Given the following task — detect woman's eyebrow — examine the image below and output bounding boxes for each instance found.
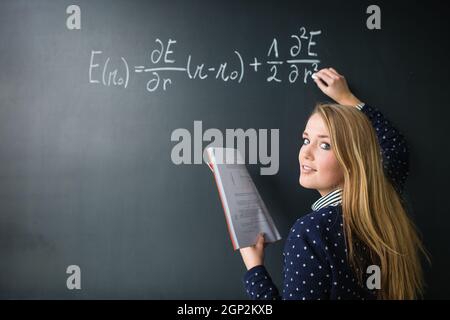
[302,132,329,138]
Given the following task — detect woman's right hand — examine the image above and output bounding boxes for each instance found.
[312,67,362,106]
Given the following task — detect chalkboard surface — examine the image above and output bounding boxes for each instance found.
[0,0,449,299]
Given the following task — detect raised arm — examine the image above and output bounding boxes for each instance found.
[356,102,410,194]
[312,68,410,194]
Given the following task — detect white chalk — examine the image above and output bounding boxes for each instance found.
[311,73,318,80]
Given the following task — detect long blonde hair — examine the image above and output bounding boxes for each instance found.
[312,103,428,299]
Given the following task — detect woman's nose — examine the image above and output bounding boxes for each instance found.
[301,144,313,159]
[299,145,313,161]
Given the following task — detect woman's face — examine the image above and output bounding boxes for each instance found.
[298,112,344,197]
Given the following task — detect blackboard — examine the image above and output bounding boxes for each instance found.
[0,0,449,299]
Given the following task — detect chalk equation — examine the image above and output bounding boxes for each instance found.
[88,27,322,93]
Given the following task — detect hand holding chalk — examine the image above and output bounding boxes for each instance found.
[312,68,362,106]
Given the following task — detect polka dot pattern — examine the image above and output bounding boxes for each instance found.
[242,103,409,300]
[243,207,377,300]
[359,103,410,194]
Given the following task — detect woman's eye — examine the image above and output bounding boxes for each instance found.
[320,142,331,150]
[302,137,310,145]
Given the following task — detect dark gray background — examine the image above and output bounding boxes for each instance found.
[0,0,448,299]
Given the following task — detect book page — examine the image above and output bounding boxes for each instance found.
[208,148,282,249]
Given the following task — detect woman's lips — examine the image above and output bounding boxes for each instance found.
[301,165,317,173]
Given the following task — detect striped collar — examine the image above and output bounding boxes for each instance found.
[311,188,343,211]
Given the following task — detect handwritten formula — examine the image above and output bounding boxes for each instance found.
[88,27,322,93]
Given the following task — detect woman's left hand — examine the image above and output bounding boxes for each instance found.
[239,233,266,270]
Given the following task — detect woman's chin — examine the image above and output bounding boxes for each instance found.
[299,177,314,189]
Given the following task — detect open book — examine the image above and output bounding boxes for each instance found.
[206,147,282,250]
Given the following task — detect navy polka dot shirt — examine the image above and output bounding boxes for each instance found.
[242,103,410,300]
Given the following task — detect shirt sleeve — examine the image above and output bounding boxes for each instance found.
[242,230,330,300]
[242,265,280,300]
[356,103,410,194]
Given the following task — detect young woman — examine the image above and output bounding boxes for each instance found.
[239,67,427,300]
